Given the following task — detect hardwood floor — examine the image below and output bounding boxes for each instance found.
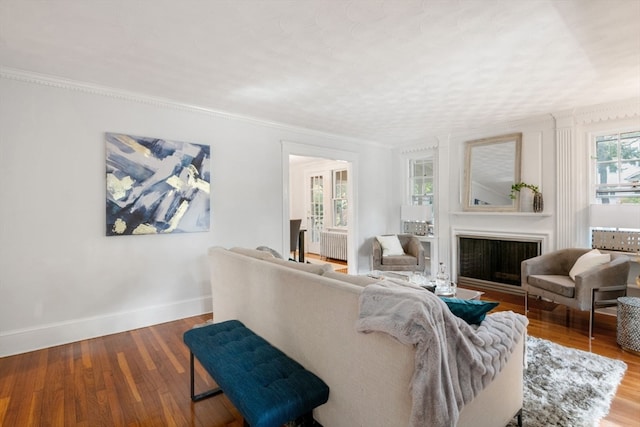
[0,289,638,426]
[0,315,242,427]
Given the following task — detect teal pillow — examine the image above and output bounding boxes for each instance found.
[440,297,499,325]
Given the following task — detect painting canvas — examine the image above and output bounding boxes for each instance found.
[105,133,211,236]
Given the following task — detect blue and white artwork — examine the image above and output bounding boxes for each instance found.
[105,133,211,236]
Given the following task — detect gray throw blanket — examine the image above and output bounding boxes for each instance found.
[356,280,528,427]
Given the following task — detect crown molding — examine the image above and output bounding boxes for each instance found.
[399,144,438,155]
[397,133,446,154]
[0,66,385,148]
[552,98,640,126]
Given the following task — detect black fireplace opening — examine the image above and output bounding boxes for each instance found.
[458,237,540,287]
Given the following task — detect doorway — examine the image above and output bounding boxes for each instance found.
[282,142,358,274]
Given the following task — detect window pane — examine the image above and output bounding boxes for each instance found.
[412,195,433,205]
[412,160,433,177]
[596,162,620,185]
[596,140,618,161]
[333,200,347,227]
[594,131,640,204]
[332,169,348,227]
[409,158,434,206]
[621,137,640,161]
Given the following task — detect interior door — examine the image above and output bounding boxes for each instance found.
[306,171,331,254]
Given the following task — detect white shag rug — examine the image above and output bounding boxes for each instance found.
[508,336,627,427]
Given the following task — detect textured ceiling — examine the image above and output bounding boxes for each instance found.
[1,0,639,146]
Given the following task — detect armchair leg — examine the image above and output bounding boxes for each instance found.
[524,292,529,313]
[590,288,596,340]
[589,285,626,340]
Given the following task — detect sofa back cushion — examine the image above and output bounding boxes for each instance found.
[230,247,275,260]
[264,257,333,275]
[528,274,576,298]
[323,271,379,287]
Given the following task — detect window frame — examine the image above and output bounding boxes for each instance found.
[407,157,435,208]
[332,168,348,228]
[591,129,640,205]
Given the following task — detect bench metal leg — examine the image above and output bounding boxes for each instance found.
[190,352,223,402]
[516,408,523,427]
[296,412,316,426]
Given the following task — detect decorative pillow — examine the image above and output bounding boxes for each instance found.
[569,249,611,280]
[440,297,499,325]
[376,235,405,257]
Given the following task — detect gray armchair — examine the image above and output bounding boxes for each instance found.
[372,234,425,272]
[521,248,630,338]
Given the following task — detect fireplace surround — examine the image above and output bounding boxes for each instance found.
[453,230,547,294]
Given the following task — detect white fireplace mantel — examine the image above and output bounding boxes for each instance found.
[451,228,550,286]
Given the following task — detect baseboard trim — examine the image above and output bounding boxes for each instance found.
[0,296,212,357]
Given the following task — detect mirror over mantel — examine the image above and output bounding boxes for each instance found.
[463,133,522,212]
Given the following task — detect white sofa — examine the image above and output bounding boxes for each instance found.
[207,246,526,427]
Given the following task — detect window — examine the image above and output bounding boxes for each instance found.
[594,130,640,204]
[309,175,324,244]
[332,169,347,227]
[409,158,434,206]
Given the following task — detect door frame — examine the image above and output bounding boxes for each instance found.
[281,141,359,274]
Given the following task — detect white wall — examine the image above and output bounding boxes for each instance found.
[3,70,636,356]
[0,72,392,356]
[393,100,640,282]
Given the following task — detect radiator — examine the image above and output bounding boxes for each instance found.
[320,231,348,261]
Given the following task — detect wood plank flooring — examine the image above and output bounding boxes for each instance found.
[0,288,638,426]
[0,315,241,427]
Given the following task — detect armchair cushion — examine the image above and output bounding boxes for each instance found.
[528,274,576,298]
[382,254,419,266]
[569,249,610,280]
[376,235,405,256]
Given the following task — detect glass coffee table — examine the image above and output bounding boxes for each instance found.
[448,287,483,301]
[367,271,483,301]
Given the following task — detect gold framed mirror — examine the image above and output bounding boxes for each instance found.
[463,133,522,212]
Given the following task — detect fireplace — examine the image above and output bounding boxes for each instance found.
[455,232,544,294]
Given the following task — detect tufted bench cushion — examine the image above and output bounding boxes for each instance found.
[183,320,329,427]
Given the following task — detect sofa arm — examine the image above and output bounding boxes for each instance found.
[404,237,424,259]
[403,237,425,270]
[574,255,630,308]
[371,238,383,269]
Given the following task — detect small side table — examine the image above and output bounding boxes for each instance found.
[617,296,640,354]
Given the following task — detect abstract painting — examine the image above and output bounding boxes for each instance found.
[105,133,211,236]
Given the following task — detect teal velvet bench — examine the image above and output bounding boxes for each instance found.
[183,320,329,427]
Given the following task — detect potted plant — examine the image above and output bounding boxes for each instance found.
[509,182,543,212]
